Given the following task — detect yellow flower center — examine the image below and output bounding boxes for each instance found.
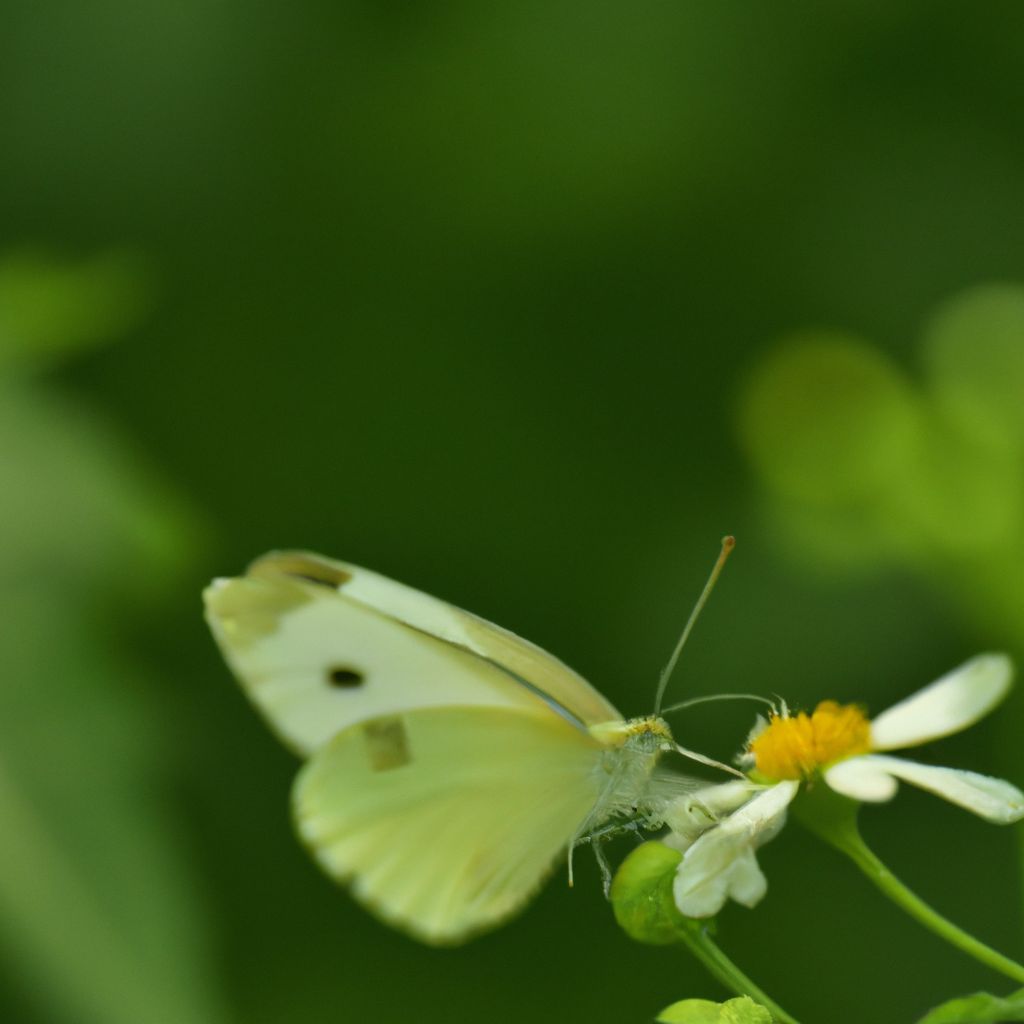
[750,701,871,780]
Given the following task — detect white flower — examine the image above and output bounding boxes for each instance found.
[667,780,797,918]
[669,654,1024,918]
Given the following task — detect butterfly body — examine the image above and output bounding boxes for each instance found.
[204,551,690,943]
[584,717,675,826]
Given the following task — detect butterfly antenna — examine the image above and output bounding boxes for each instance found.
[653,536,735,715]
[660,692,775,716]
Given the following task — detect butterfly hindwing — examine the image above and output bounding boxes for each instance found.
[293,704,606,944]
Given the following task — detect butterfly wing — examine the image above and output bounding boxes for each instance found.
[204,551,622,755]
[293,704,606,943]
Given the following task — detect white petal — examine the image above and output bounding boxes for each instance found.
[662,781,761,852]
[855,755,1024,824]
[725,848,769,908]
[825,756,899,802]
[725,778,798,841]
[672,781,797,918]
[870,653,1014,751]
[673,842,743,918]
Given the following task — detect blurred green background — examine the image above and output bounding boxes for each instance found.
[3,4,1024,1023]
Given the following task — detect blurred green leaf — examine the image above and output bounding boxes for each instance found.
[0,261,220,1024]
[0,249,154,372]
[917,987,1024,1023]
[0,583,222,1024]
[737,291,1024,568]
[737,332,922,507]
[924,284,1024,450]
[657,996,773,1023]
[887,416,1023,559]
[0,383,192,591]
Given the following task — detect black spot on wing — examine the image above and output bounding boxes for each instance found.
[327,666,365,688]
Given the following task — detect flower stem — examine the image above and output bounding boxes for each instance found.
[675,922,802,1024]
[794,784,1024,985]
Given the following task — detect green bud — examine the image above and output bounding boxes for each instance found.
[609,841,687,945]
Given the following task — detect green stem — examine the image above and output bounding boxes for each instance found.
[794,784,1024,985]
[675,922,802,1024]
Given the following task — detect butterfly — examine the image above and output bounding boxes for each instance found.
[203,547,733,944]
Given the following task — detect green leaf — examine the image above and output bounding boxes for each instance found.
[917,988,1024,1023]
[657,995,773,1023]
[0,248,154,372]
[924,283,1024,448]
[0,383,195,590]
[0,342,220,1024]
[736,332,922,506]
[609,841,686,945]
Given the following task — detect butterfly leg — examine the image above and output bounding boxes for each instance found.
[591,840,614,897]
[573,819,648,897]
[594,822,646,895]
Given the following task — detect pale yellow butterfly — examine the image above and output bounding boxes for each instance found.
[203,544,734,944]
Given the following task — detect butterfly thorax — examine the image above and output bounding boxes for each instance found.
[581,715,674,832]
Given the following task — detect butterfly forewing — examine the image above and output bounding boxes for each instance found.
[204,551,622,755]
[319,555,623,727]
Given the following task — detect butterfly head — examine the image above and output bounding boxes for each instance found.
[589,715,674,752]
